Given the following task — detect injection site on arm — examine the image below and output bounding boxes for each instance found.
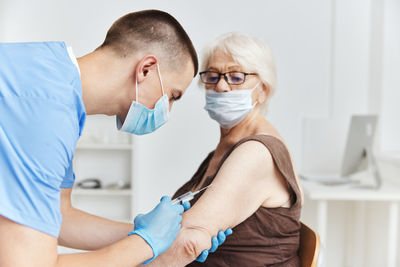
[147,141,276,266]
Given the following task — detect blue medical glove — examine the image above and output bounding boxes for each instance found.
[182,201,191,211]
[129,196,184,264]
[196,228,233,262]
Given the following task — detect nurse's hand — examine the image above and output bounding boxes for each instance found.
[196,228,233,262]
[129,196,184,264]
[182,201,191,211]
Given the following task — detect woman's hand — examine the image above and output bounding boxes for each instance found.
[196,228,233,262]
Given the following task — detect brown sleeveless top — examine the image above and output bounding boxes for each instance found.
[173,135,302,267]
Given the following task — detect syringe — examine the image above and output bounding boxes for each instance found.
[171,184,212,205]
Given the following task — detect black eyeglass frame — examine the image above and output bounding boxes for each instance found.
[199,71,258,85]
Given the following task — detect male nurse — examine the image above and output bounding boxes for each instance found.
[0,10,229,267]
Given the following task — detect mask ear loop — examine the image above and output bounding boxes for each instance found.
[135,64,164,103]
[156,64,165,96]
[252,82,261,107]
[135,72,139,103]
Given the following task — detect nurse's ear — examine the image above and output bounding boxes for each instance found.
[256,83,270,104]
[135,55,158,84]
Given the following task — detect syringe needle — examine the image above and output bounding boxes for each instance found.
[171,184,213,205]
[194,184,212,195]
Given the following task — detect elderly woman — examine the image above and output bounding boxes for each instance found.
[149,33,303,267]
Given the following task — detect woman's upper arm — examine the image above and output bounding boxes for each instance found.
[147,141,281,266]
[183,140,276,238]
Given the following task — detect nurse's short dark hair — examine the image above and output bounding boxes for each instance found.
[99,9,198,76]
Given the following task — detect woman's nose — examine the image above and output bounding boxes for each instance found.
[214,77,231,92]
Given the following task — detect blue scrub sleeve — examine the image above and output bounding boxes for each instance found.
[0,96,78,237]
[61,159,75,188]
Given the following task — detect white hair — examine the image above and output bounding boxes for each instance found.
[200,32,277,114]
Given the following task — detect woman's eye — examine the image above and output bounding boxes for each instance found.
[207,76,219,83]
[230,76,243,83]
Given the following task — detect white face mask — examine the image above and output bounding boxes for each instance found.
[204,82,260,129]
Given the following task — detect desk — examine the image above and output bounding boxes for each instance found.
[302,180,400,267]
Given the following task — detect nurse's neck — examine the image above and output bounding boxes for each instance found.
[77,47,138,116]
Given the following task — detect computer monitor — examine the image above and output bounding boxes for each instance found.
[341,115,381,188]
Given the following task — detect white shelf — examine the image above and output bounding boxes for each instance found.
[378,152,400,165]
[302,180,400,201]
[72,189,132,196]
[76,143,132,151]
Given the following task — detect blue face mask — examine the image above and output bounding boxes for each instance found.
[116,64,170,135]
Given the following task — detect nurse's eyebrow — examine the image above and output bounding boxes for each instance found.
[172,89,183,101]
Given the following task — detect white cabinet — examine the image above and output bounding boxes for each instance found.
[71,143,134,222]
[71,115,135,222]
[58,115,134,254]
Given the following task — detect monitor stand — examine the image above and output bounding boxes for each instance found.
[352,147,382,190]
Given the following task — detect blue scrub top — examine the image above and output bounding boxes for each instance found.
[0,42,86,237]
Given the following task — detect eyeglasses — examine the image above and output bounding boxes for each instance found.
[199,71,257,85]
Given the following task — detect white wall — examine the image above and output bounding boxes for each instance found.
[1,0,399,266]
[380,0,400,153]
[301,0,372,174]
[0,1,4,40]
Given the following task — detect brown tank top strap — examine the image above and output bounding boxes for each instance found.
[173,151,214,199]
[213,134,301,207]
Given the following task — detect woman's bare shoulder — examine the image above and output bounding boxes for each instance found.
[223,140,275,182]
[232,128,302,208]
[252,128,303,206]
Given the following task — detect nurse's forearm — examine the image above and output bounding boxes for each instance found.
[57,234,152,267]
[59,188,133,250]
[59,207,133,250]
